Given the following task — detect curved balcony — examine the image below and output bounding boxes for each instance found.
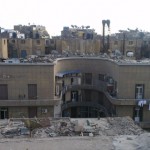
[61,101,109,116]
[62,80,107,93]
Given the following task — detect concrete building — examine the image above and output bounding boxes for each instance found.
[55,39,101,55]
[0,63,60,119]
[14,24,50,39]
[0,57,150,128]
[54,57,150,127]
[8,38,54,58]
[0,38,8,59]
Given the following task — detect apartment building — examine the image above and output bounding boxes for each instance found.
[0,63,60,119]
[0,57,150,128]
[0,38,8,59]
[54,57,150,128]
[8,38,53,58]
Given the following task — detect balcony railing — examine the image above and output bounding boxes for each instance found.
[61,80,107,94]
[61,101,109,116]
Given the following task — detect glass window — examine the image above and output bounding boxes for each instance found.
[135,84,144,99]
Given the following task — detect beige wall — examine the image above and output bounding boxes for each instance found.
[9,107,28,118]
[110,39,142,57]
[56,39,101,54]
[0,38,8,58]
[116,105,134,117]
[0,64,55,100]
[118,65,150,99]
[8,38,47,57]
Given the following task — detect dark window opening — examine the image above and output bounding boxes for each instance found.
[28,84,37,99]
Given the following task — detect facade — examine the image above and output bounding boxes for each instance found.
[14,25,50,39]
[0,57,150,128]
[0,63,60,119]
[55,39,101,55]
[8,38,54,58]
[54,57,150,127]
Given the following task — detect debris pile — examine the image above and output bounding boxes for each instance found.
[106,116,144,135]
[0,117,145,138]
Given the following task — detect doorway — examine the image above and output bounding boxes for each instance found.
[28,107,37,118]
[0,108,8,119]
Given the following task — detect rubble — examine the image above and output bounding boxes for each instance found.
[0,116,145,138]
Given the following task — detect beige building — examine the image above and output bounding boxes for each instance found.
[0,38,8,59]
[0,57,150,128]
[8,38,52,58]
[54,57,150,128]
[110,38,142,57]
[55,39,101,54]
[0,63,60,118]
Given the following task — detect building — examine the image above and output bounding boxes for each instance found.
[54,57,150,128]
[0,62,60,119]
[14,24,50,39]
[8,38,55,58]
[0,57,150,128]
[0,38,8,59]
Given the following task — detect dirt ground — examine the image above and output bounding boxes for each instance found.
[0,136,114,150]
[0,133,150,150]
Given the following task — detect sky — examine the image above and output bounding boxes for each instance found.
[0,0,150,36]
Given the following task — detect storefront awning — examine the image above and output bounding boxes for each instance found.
[56,70,80,77]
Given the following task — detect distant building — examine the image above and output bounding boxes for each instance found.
[0,38,8,59]
[61,25,97,40]
[14,24,50,39]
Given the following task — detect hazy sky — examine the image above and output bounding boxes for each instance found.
[0,0,150,36]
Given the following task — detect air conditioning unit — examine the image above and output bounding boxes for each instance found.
[42,109,48,114]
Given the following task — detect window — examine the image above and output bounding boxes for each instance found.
[0,108,8,119]
[129,41,133,45]
[50,39,54,44]
[28,84,37,99]
[36,40,40,44]
[45,40,49,45]
[114,41,118,45]
[12,40,15,43]
[98,74,105,81]
[85,90,91,101]
[21,40,25,44]
[135,84,144,99]
[0,84,8,100]
[84,73,92,85]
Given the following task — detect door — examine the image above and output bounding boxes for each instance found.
[0,108,8,119]
[135,84,144,99]
[71,91,78,102]
[28,107,37,118]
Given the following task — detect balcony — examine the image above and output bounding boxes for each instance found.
[61,101,109,116]
[0,99,60,107]
[61,80,107,93]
